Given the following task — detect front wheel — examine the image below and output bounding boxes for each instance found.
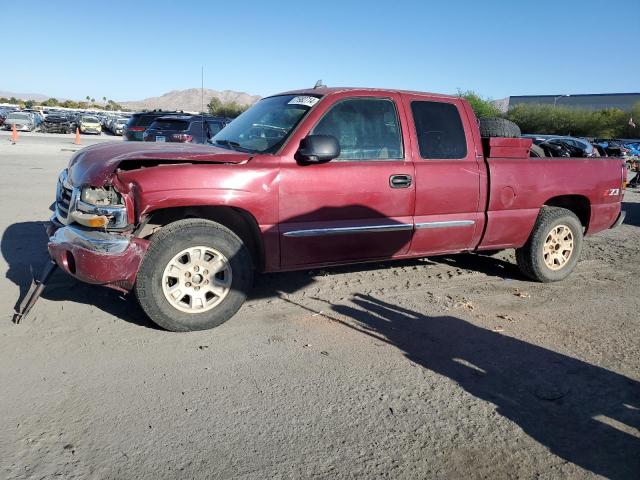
[135,219,253,331]
[516,207,583,282]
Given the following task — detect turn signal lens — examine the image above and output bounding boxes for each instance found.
[85,217,108,228]
[72,212,109,228]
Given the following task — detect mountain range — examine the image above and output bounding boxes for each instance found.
[0,88,261,111]
[0,90,50,101]
[119,88,261,112]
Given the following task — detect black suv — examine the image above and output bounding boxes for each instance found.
[142,115,228,144]
[123,110,186,141]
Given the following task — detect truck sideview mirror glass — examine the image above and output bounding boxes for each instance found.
[295,135,340,164]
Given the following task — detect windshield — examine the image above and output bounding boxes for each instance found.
[212,94,320,153]
[9,113,30,120]
[82,116,99,123]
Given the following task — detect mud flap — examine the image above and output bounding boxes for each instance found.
[12,260,58,324]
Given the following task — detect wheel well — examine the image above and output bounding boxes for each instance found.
[543,195,590,228]
[136,206,264,270]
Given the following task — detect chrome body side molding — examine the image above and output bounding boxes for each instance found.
[414,220,475,229]
[283,223,413,237]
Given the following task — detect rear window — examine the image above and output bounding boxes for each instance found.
[410,101,467,159]
[150,119,189,130]
[206,120,224,135]
[131,113,175,127]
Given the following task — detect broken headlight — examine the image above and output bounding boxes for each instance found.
[73,186,128,229]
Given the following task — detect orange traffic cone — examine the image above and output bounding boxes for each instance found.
[11,124,18,144]
[74,127,81,145]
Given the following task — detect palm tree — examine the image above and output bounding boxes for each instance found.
[85,96,90,102]
[102,96,107,103]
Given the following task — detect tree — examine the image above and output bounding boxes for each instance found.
[24,100,35,109]
[207,97,222,115]
[91,97,95,103]
[102,96,107,103]
[207,97,249,118]
[506,103,631,138]
[457,90,501,118]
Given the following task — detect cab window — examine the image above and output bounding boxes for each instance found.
[411,101,467,159]
[311,98,403,161]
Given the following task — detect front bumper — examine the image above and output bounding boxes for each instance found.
[47,221,149,292]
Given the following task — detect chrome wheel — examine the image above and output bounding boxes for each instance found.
[543,225,574,271]
[161,246,232,313]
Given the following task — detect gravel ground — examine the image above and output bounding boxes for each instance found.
[0,134,639,479]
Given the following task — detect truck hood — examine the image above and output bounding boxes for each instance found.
[67,141,252,187]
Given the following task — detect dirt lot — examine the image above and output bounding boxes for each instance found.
[1,133,639,479]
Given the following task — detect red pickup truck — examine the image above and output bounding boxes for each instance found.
[47,87,626,331]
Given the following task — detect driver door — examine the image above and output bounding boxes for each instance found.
[278,94,415,267]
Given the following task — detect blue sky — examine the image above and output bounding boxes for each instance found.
[3,0,639,101]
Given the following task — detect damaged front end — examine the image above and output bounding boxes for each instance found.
[47,169,148,292]
[14,169,148,324]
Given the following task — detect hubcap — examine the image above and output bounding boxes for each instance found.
[543,225,574,270]
[162,246,232,313]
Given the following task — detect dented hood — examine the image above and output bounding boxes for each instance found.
[67,142,251,187]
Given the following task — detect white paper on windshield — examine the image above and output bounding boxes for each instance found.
[288,96,319,107]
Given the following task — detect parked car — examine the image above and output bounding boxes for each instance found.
[41,113,73,133]
[3,112,35,131]
[522,135,596,157]
[78,115,102,135]
[123,110,186,141]
[143,115,227,143]
[22,109,44,127]
[111,117,129,135]
[47,87,625,332]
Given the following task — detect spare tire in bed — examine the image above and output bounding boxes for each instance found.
[479,118,521,138]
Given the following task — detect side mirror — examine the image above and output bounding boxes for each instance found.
[295,135,340,164]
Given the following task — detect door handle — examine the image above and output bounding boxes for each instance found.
[389,174,412,188]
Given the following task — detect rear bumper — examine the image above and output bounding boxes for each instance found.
[47,221,149,292]
[610,210,626,229]
[124,131,144,141]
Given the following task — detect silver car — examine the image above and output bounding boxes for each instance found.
[4,112,35,132]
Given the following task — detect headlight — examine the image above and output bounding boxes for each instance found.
[81,186,120,206]
[73,186,128,229]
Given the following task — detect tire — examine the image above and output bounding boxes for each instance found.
[530,144,546,157]
[479,117,521,138]
[516,207,583,282]
[135,219,253,332]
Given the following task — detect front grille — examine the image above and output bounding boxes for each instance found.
[56,172,75,223]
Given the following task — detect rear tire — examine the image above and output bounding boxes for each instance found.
[135,219,253,332]
[478,117,521,138]
[516,207,583,282]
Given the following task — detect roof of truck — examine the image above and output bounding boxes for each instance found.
[275,87,457,99]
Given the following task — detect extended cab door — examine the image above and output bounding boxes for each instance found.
[402,95,483,255]
[278,93,415,267]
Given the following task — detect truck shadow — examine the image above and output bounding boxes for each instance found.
[622,201,640,227]
[3,219,526,328]
[1,221,157,329]
[320,294,640,479]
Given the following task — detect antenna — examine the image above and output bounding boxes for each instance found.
[201,66,205,142]
[314,79,326,89]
